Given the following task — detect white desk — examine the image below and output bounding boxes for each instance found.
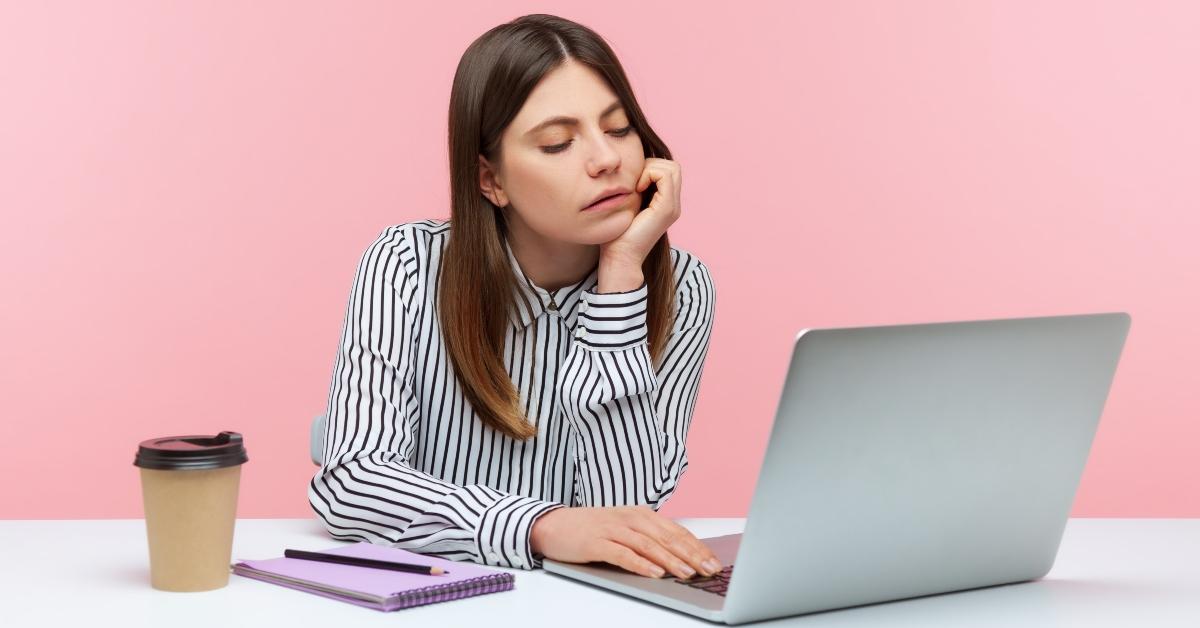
[4,518,1197,626]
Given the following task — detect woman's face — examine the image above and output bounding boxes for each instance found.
[480,59,645,246]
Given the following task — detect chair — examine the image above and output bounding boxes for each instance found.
[310,414,326,466]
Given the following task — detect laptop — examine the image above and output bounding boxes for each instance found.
[542,311,1131,624]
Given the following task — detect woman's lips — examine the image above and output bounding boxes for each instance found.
[582,191,631,212]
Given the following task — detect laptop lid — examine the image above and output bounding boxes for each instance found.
[722,312,1130,624]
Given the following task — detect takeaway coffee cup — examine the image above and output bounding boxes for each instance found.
[133,430,248,591]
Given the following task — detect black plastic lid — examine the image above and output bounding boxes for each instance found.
[133,431,249,471]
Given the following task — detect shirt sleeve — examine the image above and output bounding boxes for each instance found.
[308,226,565,570]
[557,258,716,510]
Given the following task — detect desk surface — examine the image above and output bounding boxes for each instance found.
[4,518,1197,627]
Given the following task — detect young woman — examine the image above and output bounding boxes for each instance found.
[308,14,720,582]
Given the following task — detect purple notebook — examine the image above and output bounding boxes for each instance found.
[231,542,515,612]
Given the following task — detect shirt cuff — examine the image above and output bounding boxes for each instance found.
[574,282,649,350]
[476,493,566,570]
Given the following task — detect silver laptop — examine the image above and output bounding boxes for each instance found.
[542,311,1131,624]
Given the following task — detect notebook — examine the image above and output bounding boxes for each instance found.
[231,541,515,612]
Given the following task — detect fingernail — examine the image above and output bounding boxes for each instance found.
[680,564,696,577]
[702,559,721,573]
[650,566,665,578]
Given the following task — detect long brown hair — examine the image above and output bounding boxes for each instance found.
[439,14,676,441]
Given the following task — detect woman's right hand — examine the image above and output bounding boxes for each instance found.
[529,505,723,580]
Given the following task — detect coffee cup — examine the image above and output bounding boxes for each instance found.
[133,430,248,591]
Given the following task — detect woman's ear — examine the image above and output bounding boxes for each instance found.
[478,155,508,207]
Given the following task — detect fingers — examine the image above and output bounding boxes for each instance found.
[601,540,666,579]
[636,165,652,193]
[627,507,722,577]
[636,158,677,193]
[609,526,700,580]
[636,159,662,193]
[661,520,721,575]
[636,160,682,219]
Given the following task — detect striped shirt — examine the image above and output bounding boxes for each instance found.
[308,219,716,570]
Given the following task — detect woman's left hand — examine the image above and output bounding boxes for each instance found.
[599,157,682,268]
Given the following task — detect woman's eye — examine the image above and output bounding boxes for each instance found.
[541,126,635,154]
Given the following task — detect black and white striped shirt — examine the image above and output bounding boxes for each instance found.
[308,219,716,570]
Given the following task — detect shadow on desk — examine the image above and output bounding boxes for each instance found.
[575,576,1175,626]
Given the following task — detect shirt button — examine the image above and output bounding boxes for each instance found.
[579,301,588,313]
[576,450,586,462]
[488,552,499,561]
[512,556,524,567]
[575,328,586,339]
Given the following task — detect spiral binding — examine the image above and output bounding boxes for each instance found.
[387,572,515,610]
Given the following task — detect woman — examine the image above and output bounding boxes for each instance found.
[308,14,720,582]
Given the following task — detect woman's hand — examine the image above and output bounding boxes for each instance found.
[598,157,682,270]
[530,505,723,579]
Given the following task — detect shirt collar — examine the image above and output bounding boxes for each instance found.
[503,236,599,331]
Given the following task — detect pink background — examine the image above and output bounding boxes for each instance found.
[2,1,1196,520]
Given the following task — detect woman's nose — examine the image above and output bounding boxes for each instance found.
[587,133,621,173]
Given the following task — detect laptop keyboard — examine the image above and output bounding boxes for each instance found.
[673,564,734,596]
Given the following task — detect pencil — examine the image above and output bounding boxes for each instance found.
[284,549,449,575]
